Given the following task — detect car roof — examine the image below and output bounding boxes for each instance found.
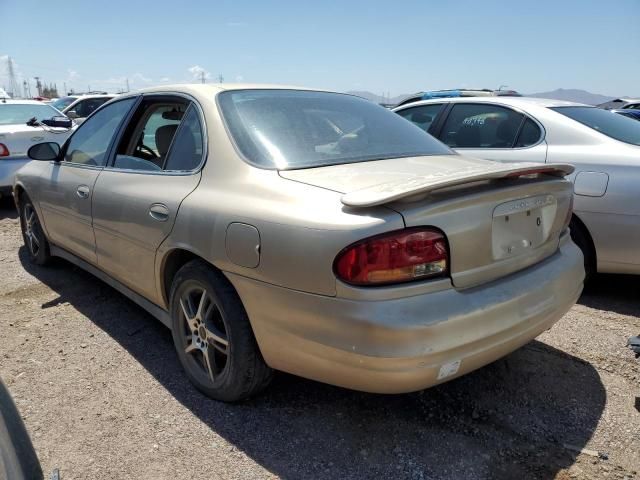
[0,99,57,105]
[393,96,589,110]
[133,83,330,96]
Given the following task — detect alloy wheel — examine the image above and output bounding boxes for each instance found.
[179,285,230,383]
[23,204,40,257]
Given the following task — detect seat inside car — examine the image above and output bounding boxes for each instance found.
[155,124,179,164]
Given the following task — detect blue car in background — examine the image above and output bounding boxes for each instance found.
[612,109,640,122]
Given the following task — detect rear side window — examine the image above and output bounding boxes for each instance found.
[552,106,640,146]
[74,98,110,117]
[439,104,524,148]
[164,106,204,171]
[396,104,444,133]
[514,118,542,147]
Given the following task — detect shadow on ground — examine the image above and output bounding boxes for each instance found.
[579,273,640,317]
[0,197,18,220]
[19,247,606,480]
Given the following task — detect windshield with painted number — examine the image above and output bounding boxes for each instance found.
[218,90,453,169]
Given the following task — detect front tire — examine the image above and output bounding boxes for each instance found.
[169,260,272,402]
[19,195,51,265]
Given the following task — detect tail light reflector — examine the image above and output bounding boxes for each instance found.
[334,228,448,286]
[0,143,9,157]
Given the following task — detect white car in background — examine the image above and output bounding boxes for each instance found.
[51,94,116,125]
[394,97,640,276]
[0,100,75,198]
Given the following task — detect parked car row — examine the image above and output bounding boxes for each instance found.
[0,99,75,198]
[14,84,584,402]
[394,96,640,277]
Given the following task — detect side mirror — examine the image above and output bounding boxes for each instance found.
[41,116,73,129]
[28,142,61,161]
[66,110,78,119]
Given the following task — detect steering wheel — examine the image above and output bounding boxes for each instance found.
[138,144,158,159]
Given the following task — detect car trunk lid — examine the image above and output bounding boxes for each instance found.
[280,155,575,289]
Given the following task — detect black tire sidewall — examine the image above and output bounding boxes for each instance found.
[19,196,49,265]
[169,261,267,402]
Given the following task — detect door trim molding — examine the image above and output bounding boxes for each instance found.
[50,244,172,329]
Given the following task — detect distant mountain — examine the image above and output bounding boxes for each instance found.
[525,89,615,105]
[346,90,410,105]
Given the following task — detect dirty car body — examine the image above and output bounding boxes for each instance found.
[14,85,583,399]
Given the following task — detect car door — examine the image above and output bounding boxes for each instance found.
[37,97,137,263]
[435,102,547,163]
[91,95,205,303]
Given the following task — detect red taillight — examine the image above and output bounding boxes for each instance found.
[334,228,449,286]
[0,143,9,157]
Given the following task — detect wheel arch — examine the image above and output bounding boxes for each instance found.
[159,247,223,309]
[570,212,597,273]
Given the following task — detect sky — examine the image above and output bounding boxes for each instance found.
[1,0,639,98]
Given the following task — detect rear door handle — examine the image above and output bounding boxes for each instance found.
[76,185,90,198]
[149,203,170,222]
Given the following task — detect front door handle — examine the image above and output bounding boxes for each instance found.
[76,185,90,198]
[149,203,170,222]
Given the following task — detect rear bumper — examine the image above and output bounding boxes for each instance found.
[0,158,29,190]
[227,235,584,393]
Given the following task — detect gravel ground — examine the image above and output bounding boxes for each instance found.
[0,196,639,480]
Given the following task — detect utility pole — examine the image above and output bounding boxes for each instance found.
[200,71,206,84]
[217,74,224,84]
[126,78,130,92]
[6,57,20,98]
[34,76,42,97]
[63,82,67,95]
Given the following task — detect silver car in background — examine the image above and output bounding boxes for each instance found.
[395,97,640,276]
[14,85,583,401]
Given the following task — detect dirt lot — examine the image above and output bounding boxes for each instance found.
[0,197,638,480]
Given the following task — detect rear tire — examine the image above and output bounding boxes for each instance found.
[19,194,51,266]
[570,216,596,280]
[169,260,272,402]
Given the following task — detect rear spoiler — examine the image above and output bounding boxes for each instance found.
[341,163,574,208]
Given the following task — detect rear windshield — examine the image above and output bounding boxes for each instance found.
[0,103,62,125]
[551,106,640,146]
[218,90,453,169]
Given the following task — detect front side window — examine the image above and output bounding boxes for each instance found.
[0,103,61,125]
[552,106,640,146]
[395,104,444,133]
[64,98,136,166]
[439,104,524,148]
[218,90,452,169]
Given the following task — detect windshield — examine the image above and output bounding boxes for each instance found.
[51,96,77,111]
[218,90,453,169]
[0,103,62,126]
[551,106,640,146]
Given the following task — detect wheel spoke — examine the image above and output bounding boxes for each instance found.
[27,211,35,227]
[196,290,212,321]
[202,349,215,382]
[180,297,198,331]
[184,339,198,354]
[31,234,39,248]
